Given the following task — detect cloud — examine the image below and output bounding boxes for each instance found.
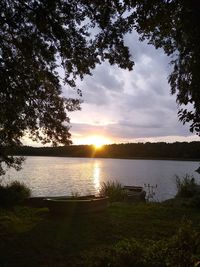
[64,30,198,144]
[67,62,126,107]
[90,65,125,92]
[71,118,193,144]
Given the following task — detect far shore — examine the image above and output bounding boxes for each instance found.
[8,142,200,162]
[11,154,200,162]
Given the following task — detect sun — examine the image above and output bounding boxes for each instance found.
[94,142,103,149]
[89,136,108,149]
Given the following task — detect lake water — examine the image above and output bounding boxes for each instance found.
[2,156,200,201]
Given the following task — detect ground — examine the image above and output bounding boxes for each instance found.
[0,202,200,266]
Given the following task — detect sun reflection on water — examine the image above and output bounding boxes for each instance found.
[93,161,101,194]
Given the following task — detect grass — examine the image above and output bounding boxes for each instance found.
[99,181,126,202]
[0,202,200,266]
[175,174,199,198]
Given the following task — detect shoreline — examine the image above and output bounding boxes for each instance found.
[11,154,200,162]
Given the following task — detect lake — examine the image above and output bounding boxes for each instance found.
[2,156,200,201]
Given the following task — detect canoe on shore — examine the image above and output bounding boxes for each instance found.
[45,196,109,215]
[23,195,109,215]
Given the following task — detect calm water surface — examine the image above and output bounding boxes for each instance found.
[2,156,200,201]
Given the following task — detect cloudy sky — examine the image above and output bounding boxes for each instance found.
[22,30,198,147]
[61,31,198,146]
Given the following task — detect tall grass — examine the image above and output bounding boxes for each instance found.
[99,181,126,202]
[175,174,200,198]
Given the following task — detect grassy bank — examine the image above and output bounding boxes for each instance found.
[0,202,200,266]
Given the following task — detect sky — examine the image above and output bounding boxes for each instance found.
[23,31,199,147]
[61,31,199,146]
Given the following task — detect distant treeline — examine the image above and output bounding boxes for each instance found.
[8,142,200,160]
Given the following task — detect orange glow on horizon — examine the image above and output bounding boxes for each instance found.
[90,135,108,149]
[73,135,110,148]
[94,143,103,149]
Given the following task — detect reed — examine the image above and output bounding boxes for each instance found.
[99,181,126,202]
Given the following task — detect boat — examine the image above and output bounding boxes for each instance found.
[44,195,109,215]
[24,195,109,215]
[195,166,200,174]
[123,185,146,202]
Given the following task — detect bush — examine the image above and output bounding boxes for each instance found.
[78,220,200,267]
[99,181,126,202]
[165,219,200,267]
[175,174,200,198]
[189,195,200,208]
[112,239,146,267]
[0,181,31,207]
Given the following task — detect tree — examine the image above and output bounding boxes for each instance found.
[133,0,200,134]
[0,0,134,175]
[1,0,200,175]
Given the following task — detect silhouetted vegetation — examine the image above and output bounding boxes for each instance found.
[1,1,200,175]
[0,181,31,207]
[172,175,200,209]
[1,203,200,266]
[100,181,126,202]
[175,175,200,198]
[9,142,200,160]
[1,175,200,266]
[0,0,134,174]
[78,220,199,267]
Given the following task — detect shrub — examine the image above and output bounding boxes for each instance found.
[99,181,126,202]
[0,181,31,207]
[78,220,199,267]
[175,174,200,198]
[189,195,200,208]
[164,219,200,267]
[112,239,146,267]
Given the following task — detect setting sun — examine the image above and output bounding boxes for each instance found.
[94,143,103,149]
[89,135,109,149]
[71,133,112,147]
